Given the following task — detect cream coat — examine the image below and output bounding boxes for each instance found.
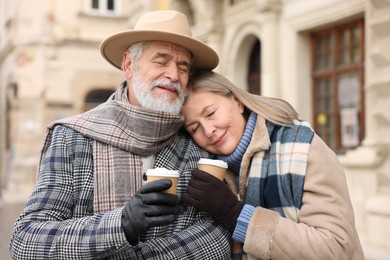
[230,118,364,260]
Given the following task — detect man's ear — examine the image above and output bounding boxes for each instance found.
[123,52,132,80]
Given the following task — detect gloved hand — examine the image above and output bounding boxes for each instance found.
[121,179,179,244]
[184,169,244,232]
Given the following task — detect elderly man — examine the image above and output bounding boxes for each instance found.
[10,10,230,259]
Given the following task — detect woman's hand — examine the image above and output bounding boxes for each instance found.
[185,169,244,232]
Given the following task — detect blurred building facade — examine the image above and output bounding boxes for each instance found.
[0,0,389,257]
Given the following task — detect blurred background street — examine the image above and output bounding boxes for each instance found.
[0,202,24,260]
[1,0,390,259]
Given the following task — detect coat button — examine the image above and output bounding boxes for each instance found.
[86,205,93,213]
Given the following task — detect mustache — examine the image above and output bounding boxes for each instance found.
[152,79,182,95]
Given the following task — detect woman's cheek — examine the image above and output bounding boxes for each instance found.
[194,136,207,149]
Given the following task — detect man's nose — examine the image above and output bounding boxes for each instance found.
[164,63,179,82]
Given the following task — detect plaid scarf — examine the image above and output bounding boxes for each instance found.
[244,119,314,221]
[223,114,314,259]
[41,81,183,212]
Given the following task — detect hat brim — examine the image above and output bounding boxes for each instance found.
[100,30,219,71]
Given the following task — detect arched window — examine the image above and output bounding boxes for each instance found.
[84,89,114,111]
[247,40,261,95]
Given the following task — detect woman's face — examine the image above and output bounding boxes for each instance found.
[182,91,247,155]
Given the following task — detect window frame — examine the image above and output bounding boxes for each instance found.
[84,0,121,17]
[310,19,365,153]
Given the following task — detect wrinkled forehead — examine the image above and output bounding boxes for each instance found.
[143,41,192,61]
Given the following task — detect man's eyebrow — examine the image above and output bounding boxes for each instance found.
[178,60,191,69]
[152,52,171,60]
[152,52,190,68]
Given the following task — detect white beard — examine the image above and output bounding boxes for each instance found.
[130,71,184,115]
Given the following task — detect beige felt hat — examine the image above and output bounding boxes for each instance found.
[100,10,219,70]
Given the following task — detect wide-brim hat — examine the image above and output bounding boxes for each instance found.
[100,10,219,70]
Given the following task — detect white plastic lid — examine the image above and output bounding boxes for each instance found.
[146,168,180,177]
[197,158,228,169]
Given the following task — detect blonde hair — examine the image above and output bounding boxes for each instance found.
[187,71,298,126]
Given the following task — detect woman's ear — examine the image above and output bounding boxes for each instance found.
[234,96,245,113]
[122,52,132,80]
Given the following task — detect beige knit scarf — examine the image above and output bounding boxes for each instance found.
[42,82,183,212]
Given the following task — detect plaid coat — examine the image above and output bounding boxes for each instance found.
[10,125,231,259]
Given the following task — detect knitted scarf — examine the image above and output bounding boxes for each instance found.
[41,81,184,212]
[218,112,257,175]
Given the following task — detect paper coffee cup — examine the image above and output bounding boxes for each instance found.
[197,158,228,181]
[145,168,180,194]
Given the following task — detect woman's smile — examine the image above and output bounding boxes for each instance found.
[212,130,227,146]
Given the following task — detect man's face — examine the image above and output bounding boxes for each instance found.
[124,41,192,114]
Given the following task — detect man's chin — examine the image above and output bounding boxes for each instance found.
[144,102,182,115]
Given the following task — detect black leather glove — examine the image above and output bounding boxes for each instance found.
[122,179,179,244]
[184,169,244,232]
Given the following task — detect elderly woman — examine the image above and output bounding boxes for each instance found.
[182,71,364,260]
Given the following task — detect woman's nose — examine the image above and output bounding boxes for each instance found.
[203,123,216,137]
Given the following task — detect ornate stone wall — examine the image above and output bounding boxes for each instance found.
[340,0,390,254]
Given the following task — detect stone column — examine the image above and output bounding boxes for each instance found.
[260,12,280,98]
[0,73,4,202]
[340,0,390,250]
